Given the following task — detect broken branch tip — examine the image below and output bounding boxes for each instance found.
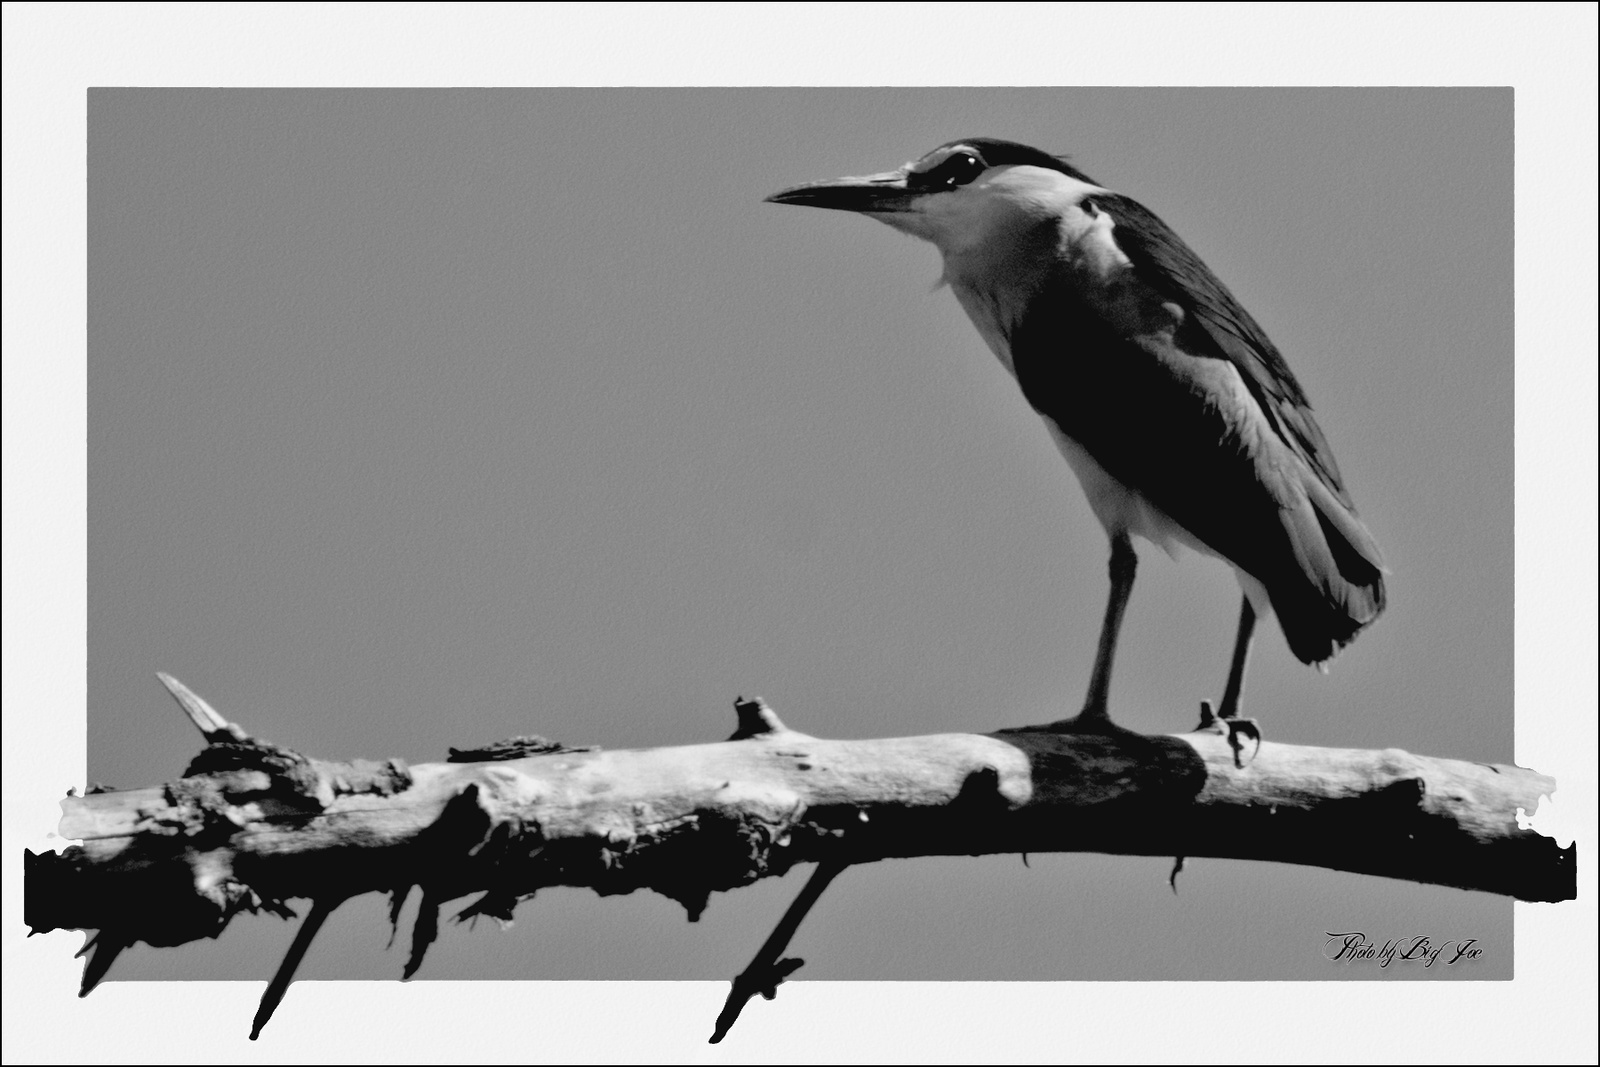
[728,696,791,740]
[157,672,249,743]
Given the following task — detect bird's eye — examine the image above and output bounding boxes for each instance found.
[910,151,985,191]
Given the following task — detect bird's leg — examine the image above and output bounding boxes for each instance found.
[1197,595,1262,766]
[1217,596,1255,720]
[1055,532,1137,730]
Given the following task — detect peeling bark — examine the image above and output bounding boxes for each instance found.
[20,687,1574,1037]
[26,699,1572,935]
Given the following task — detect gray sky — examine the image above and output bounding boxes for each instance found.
[84,84,1515,981]
[6,6,1597,1064]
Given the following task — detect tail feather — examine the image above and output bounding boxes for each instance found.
[1267,476,1387,665]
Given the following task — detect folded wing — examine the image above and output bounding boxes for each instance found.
[1010,194,1387,664]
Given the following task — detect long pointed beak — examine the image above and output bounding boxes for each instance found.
[764,169,915,214]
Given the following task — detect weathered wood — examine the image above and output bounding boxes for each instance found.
[19,688,1574,1039]
[24,699,1573,957]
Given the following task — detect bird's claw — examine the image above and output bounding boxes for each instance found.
[1223,718,1262,768]
[1195,700,1262,768]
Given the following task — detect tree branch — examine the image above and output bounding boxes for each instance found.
[22,685,1574,1036]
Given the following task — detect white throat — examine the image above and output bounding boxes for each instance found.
[879,165,1124,375]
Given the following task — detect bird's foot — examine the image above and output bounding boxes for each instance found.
[1195,700,1262,769]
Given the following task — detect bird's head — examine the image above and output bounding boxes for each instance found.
[766,138,1103,256]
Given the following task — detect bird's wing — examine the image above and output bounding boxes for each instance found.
[1089,192,1356,509]
[1006,198,1386,662]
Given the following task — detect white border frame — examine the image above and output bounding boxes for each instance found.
[4,5,1595,1062]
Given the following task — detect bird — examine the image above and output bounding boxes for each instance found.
[766,138,1386,745]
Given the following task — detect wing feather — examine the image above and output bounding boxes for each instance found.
[1007,199,1387,663]
[1092,193,1357,509]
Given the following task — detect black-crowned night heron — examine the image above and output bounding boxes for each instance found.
[767,138,1386,740]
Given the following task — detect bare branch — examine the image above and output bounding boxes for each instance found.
[250,895,343,1040]
[22,688,1574,1036]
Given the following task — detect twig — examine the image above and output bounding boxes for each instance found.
[710,858,849,1044]
[75,931,130,998]
[250,896,343,1040]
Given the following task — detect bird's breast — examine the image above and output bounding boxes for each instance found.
[948,280,1024,376]
[1044,418,1202,554]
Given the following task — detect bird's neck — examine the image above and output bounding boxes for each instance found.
[941,216,1066,377]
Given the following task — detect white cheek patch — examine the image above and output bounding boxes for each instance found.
[903,165,1107,257]
[909,191,1001,252]
[978,165,1103,213]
